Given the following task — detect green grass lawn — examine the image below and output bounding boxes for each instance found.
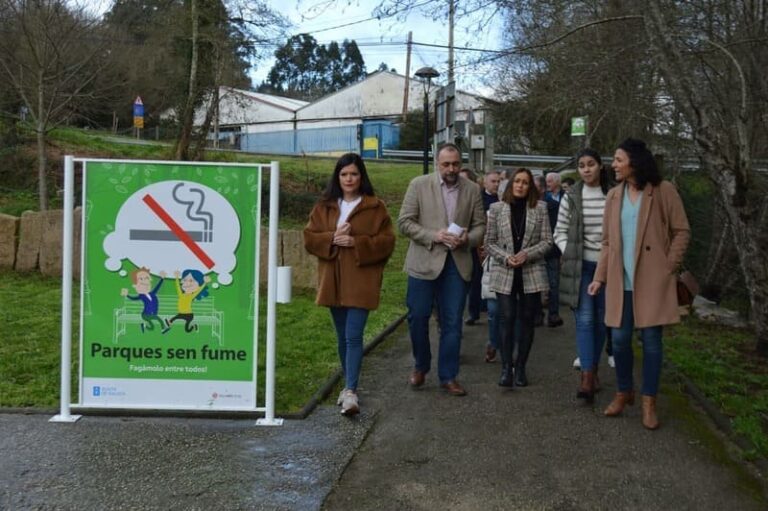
[3,127,768,459]
[1,128,418,413]
[0,240,405,412]
[666,317,768,460]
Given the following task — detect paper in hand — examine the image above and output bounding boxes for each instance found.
[447,222,465,236]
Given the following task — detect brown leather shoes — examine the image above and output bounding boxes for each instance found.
[576,370,595,402]
[642,395,660,430]
[484,345,497,363]
[604,391,636,416]
[592,366,601,392]
[440,380,467,396]
[409,370,426,388]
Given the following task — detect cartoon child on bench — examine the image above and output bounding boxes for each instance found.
[162,269,211,334]
[121,268,167,333]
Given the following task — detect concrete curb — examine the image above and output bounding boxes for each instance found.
[0,313,407,421]
[668,361,768,477]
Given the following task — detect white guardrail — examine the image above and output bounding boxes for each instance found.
[381,149,768,173]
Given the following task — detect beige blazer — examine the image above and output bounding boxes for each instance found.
[595,181,690,328]
[398,173,486,281]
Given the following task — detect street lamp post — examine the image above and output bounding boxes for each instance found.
[414,66,440,175]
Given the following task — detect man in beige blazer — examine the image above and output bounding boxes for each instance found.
[398,143,486,396]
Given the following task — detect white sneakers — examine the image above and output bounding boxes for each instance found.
[573,356,616,368]
[338,389,360,416]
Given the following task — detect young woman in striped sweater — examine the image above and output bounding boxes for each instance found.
[554,149,612,402]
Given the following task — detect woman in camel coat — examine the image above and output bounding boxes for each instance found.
[589,138,690,430]
[304,153,395,416]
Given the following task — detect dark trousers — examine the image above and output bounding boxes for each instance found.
[467,249,483,320]
[497,285,539,371]
[545,253,560,317]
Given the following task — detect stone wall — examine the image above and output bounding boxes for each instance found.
[0,214,19,269]
[2,209,315,289]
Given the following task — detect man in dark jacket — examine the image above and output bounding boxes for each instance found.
[543,172,563,327]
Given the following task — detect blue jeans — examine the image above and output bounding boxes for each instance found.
[545,254,560,316]
[407,254,468,383]
[611,291,663,396]
[574,260,606,370]
[330,307,370,391]
[486,298,500,349]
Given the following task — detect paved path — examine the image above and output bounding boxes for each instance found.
[1,313,765,510]
[323,313,766,510]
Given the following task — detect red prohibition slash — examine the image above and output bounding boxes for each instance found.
[142,193,215,269]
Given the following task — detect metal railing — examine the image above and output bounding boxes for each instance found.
[381,149,768,173]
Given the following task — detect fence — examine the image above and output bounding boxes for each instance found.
[0,208,316,290]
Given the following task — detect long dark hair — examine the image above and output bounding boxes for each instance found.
[322,153,375,201]
[576,148,612,195]
[502,167,539,208]
[617,138,662,189]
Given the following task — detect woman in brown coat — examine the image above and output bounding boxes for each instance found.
[303,153,395,416]
[588,138,690,430]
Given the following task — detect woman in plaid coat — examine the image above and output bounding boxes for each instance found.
[484,168,553,387]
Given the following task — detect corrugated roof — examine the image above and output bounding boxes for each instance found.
[220,86,309,111]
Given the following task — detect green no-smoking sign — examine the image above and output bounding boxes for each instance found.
[79,160,262,410]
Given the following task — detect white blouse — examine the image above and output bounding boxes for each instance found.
[337,197,362,227]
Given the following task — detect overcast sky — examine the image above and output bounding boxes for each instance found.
[253,0,504,96]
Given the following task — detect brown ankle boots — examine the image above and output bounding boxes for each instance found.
[603,392,660,430]
[642,395,660,430]
[577,371,595,402]
[603,391,636,416]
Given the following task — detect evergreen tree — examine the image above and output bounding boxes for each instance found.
[260,36,367,100]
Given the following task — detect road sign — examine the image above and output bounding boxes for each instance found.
[571,116,587,137]
[133,96,144,128]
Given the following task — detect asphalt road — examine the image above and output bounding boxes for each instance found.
[1,312,765,510]
[322,314,767,510]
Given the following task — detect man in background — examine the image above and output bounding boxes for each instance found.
[543,172,564,327]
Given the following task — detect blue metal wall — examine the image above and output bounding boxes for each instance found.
[239,121,400,156]
[240,125,359,154]
[362,120,400,150]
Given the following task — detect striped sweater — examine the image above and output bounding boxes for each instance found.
[554,184,606,262]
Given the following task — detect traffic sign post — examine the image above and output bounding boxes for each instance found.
[571,116,587,137]
[133,96,144,137]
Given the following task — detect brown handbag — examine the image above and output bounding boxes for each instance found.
[677,270,699,306]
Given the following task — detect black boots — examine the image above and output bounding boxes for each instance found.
[498,364,514,387]
[514,331,533,387]
[514,365,528,387]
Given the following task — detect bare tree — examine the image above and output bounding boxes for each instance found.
[0,0,110,210]
[173,0,288,160]
[494,0,768,353]
[174,0,200,160]
[642,0,768,354]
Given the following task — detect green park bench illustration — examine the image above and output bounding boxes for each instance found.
[112,294,224,344]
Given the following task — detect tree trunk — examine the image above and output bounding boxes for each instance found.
[36,123,48,211]
[37,70,48,211]
[702,198,732,300]
[713,168,768,354]
[644,0,768,354]
[192,52,223,161]
[174,0,199,161]
[192,90,216,161]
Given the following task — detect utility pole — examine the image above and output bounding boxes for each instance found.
[402,31,412,120]
[448,0,454,83]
